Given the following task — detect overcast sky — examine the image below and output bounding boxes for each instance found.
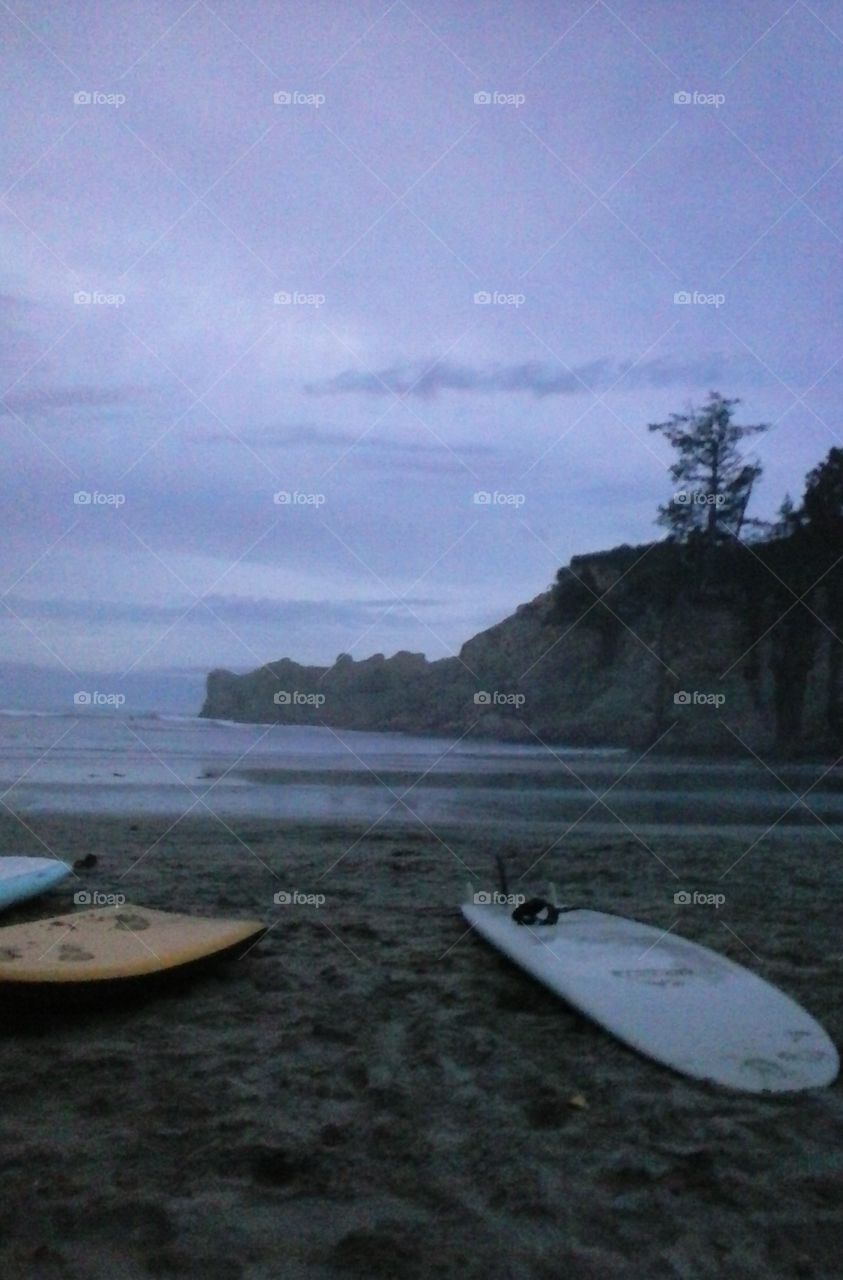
[2,0,842,687]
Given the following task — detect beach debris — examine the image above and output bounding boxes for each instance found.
[568,1092,589,1109]
[73,854,98,871]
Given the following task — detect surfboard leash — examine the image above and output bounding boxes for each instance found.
[512,898,578,926]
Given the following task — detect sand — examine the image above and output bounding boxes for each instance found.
[0,811,841,1279]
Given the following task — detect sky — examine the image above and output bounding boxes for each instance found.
[2,0,842,699]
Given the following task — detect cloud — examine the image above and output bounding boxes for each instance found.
[0,293,36,313]
[0,385,151,416]
[195,423,496,456]
[306,355,731,399]
[2,594,443,627]
[0,294,49,376]
[191,423,499,473]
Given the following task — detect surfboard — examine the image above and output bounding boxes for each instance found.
[0,904,265,1002]
[462,899,839,1093]
[0,857,72,911]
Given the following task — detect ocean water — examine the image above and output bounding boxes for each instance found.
[0,708,841,836]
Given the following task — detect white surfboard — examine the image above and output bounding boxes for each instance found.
[462,900,839,1093]
[0,857,72,911]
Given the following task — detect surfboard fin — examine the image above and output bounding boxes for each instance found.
[495,854,509,897]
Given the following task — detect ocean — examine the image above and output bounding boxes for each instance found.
[0,708,840,836]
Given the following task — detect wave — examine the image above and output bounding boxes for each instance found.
[0,708,211,724]
[0,708,69,719]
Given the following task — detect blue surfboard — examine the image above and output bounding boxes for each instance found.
[0,857,72,911]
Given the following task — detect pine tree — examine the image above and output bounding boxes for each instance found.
[649,392,768,544]
[800,448,843,546]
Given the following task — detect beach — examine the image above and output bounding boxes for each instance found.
[4,0,840,1274]
[0,810,840,1279]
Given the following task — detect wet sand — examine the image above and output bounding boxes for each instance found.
[0,811,841,1279]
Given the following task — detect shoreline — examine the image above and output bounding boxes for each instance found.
[197,711,843,765]
[3,804,842,843]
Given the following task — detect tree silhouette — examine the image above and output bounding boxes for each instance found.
[649,392,768,544]
[800,447,843,548]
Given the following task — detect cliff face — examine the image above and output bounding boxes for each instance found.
[203,649,475,737]
[200,540,843,756]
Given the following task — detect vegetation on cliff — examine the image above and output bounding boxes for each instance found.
[201,398,843,757]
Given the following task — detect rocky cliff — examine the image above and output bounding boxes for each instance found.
[200,537,843,756]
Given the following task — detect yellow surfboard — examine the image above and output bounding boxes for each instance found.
[0,904,265,995]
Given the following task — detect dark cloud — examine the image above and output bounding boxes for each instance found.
[306,355,731,399]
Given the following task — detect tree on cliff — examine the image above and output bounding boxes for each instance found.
[799,447,843,547]
[774,493,800,538]
[649,392,768,544]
